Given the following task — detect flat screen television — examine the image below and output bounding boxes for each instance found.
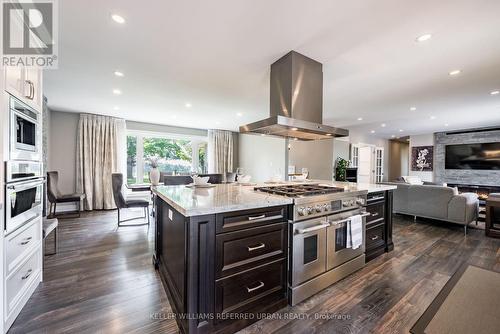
[445,142,500,170]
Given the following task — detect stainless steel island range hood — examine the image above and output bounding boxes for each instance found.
[240,51,349,140]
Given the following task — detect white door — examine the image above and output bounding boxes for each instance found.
[358,146,373,183]
[375,147,384,183]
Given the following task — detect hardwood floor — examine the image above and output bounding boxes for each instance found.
[8,210,178,334]
[8,211,500,334]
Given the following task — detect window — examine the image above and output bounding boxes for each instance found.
[126,132,208,184]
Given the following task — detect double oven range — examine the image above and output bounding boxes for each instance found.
[4,95,44,235]
[255,184,369,305]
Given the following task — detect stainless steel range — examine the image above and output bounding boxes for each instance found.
[255,184,369,305]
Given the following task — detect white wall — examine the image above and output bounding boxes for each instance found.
[288,139,334,180]
[409,133,435,182]
[238,134,287,182]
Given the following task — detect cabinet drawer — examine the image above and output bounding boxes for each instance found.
[6,247,41,316]
[216,206,288,234]
[215,259,286,316]
[366,201,385,225]
[216,223,286,278]
[5,217,42,276]
[367,192,385,204]
[366,223,385,250]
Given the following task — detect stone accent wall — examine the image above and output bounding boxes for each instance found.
[434,128,500,186]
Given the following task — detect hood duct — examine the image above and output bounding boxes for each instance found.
[240,51,348,140]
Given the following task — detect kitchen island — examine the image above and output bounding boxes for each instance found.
[152,181,395,334]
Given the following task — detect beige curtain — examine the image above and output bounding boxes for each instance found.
[76,114,125,210]
[208,130,234,174]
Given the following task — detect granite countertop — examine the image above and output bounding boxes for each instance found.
[153,184,294,216]
[152,180,396,217]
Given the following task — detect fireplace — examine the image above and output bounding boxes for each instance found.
[447,184,500,202]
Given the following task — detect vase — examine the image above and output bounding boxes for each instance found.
[150,168,160,186]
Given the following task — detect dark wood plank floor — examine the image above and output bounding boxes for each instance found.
[8,211,500,334]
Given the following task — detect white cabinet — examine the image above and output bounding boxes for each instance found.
[4,67,43,111]
[24,68,43,111]
[4,67,24,99]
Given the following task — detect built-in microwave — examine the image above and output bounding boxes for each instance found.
[9,95,41,161]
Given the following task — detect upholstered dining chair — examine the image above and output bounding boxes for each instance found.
[47,171,86,218]
[198,173,223,184]
[163,175,192,185]
[112,173,150,226]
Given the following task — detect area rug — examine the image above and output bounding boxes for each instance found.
[411,264,500,334]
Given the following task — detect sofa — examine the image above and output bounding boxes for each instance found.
[385,182,479,234]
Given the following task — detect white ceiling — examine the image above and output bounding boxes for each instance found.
[45,0,500,138]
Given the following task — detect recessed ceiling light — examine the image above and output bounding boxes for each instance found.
[444,123,449,127]
[416,34,432,42]
[410,107,417,111]
[236,112,243,117]
[111,14,125,24]
[370,130,375,134]
[114,71,124,77]
[357,117,363,121]
[381,123,386,127]
[185,102,192,108]
[112,89,122,95]
[449,69,462,76]
[391,135,396,138]
[113,106,120,110]
[491,90,500,95]
[291,127,298,131]
[399,129,403,132]
[430,116,436,120]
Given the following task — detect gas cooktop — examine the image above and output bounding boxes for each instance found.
[254,184,345,197]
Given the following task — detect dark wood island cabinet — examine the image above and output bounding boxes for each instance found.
[153,196,289,334]
[364,190,394,262]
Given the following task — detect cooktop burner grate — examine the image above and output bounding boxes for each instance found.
[254,184,345,197]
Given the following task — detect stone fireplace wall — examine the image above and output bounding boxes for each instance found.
[434,128,500,186]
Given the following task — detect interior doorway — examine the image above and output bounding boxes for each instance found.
[351,144,384,183]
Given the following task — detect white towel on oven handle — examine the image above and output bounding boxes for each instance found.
[347,214,363,250]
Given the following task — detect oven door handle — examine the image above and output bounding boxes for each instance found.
[329,212,370,227]
[7,178,44,191]
[296,223,330,234]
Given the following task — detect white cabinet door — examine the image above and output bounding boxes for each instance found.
[4,67,25,99]
[24,68,43,111]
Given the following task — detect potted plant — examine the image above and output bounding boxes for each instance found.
[148,156,161,186]
[335,157,349,181]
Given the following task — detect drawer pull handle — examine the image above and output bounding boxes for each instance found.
[246,281,265,293]
[21,269,33,280]
[371,213,379,217]
[371,235,379,241]
[248,214,266,221]
[247,243,265,252]
[20,237,33,245]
